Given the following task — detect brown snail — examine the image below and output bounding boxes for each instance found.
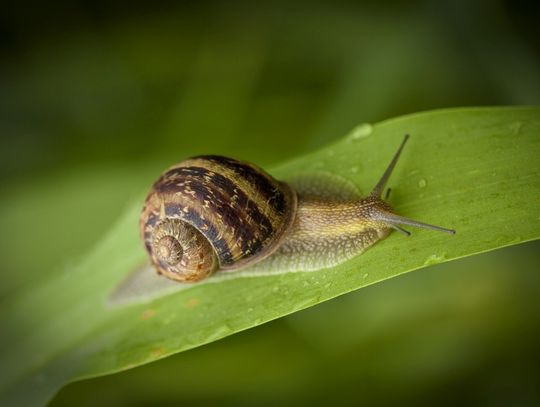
[140,135,455,282]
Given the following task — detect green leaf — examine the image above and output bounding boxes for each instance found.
[1,107,539,406]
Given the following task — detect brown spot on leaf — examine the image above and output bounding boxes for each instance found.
[184,298,199,309]
[140,309,156,320]
[150,347,166,358]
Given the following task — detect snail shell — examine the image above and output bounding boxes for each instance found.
[140,136,455,283]
[140,156,297,281]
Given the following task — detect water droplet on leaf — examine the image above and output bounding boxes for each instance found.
[347,123,373,141]
[423,253,447,266]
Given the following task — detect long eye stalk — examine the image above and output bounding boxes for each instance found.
[370,135,456,235]
[370,134,410,198]
[376,212,456,235]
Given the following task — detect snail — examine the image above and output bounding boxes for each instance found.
[140,135,455,283]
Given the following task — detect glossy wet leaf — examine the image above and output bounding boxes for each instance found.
[1,107,539,406]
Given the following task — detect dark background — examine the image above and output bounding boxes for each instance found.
[1,0,539,405]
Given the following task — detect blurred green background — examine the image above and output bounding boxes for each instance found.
[1,0,539,405]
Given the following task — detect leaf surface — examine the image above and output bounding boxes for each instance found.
[1,107,539,406]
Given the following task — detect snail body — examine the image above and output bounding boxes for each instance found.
[140,135,455,282]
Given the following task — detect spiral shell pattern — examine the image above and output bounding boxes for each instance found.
[140,155,297,281]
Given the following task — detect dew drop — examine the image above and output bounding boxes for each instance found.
[347,123,373,141]
[418,178,427,188]
[423,253,447,266]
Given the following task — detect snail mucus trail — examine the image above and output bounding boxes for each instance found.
[140,135,455,282]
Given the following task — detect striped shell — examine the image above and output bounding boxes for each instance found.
[140,155,297,282]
